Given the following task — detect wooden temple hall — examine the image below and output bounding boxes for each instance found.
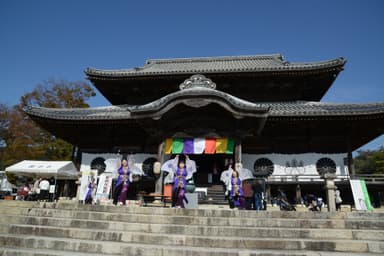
[25,54,384,205]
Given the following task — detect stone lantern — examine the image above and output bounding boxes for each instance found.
[316,157,337,212]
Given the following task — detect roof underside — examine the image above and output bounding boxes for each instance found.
[86,54,345,105]
[25,101,384,154]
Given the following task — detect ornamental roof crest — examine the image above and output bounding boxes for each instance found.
[179,74,216,90]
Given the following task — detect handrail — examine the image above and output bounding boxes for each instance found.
[352,174,384,177]
[350,174,384,182]
[261,174,384,183]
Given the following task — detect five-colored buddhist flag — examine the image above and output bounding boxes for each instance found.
[172,138,184,154]
[226,138,235,154]
[164,138,235,154]
[193,138,205,154]
[215,138,228,153]
[164,138,173,154]
[183,138,194,154]
[205,138,216,154]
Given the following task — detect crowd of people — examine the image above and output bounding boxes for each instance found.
[19,154,343,212]
[219,162,344,212]
[16,177,56,202]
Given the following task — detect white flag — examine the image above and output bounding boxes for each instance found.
[193,138,205,154]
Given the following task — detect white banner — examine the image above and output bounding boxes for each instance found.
[350,179,373,211]
[96,173,113,201]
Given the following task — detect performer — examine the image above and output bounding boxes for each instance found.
[162,155,196,208]
[228,170,246,209]
[113,158,131,205]
[172,158,189,208]
[220,162,253,209]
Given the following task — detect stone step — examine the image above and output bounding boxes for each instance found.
[2,211,381,231]
[1,206,383,231]
[0,234,125,255]
[0,210,382,233]
[0,232,383,254]
[2,200,384,221]
[0,247,120,256]
[207,190,225,195]
[1,201,383,255]
[3,201,384,222]
[199,199,228,205]
[1,245,381,256]
[2,220,383,242]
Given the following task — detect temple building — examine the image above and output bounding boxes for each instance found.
[25,54,384,205]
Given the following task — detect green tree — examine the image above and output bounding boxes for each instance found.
[354,147,384,174]
[1,80,96,168]
[20,79,95,108]
[0,104,9,169]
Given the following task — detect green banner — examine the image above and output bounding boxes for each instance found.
[360,180,373,211]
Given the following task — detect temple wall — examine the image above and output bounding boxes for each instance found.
[80,152,350,182]
[80,153,157,173]
[242,153,349,181]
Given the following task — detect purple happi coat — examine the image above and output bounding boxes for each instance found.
[172,168,187,191]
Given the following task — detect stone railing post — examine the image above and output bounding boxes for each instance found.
[75,176,82,201]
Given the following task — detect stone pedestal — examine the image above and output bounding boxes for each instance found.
[185,193,198,209]
[155,171,164,194]
[324,173,336,212]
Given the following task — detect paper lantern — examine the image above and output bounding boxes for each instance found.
[153,161,161,175]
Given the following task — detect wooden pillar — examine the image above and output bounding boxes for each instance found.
[235,141,242,163]
[72,146,82,200]
[347,129,355,178]
[295,184,302,204]
[266,184,271,205]
[71,146,82,171]
[348,151,355,178]
[155,142,164,194]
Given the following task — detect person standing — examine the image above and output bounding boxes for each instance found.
[252,179,264,211]
[48,177,56,202]
[229,170,246,209]
[335,188,343,211]
[39,178,50,202]
[32,177,41,201]
[172,158,188,208]
[113,158,131,205]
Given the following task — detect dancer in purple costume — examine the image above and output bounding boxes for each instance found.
[172,158,189,208]
[113,158,131,205]
[229,170,246,209]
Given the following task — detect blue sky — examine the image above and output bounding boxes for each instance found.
[0,0,383,151]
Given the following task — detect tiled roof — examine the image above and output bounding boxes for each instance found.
[24,101,384,121]
[267,102,384,117]
[128,87,270,118]
[85,54,346,78]
[24,105,132,120]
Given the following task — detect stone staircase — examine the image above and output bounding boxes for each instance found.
[198,184,227,205]
[0,200,383,255]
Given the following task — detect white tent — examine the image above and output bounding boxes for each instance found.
[0,171,16,191]
[5,160,79,180]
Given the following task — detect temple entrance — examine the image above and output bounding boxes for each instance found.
[162,137,236,187]
[189,154,234,186]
